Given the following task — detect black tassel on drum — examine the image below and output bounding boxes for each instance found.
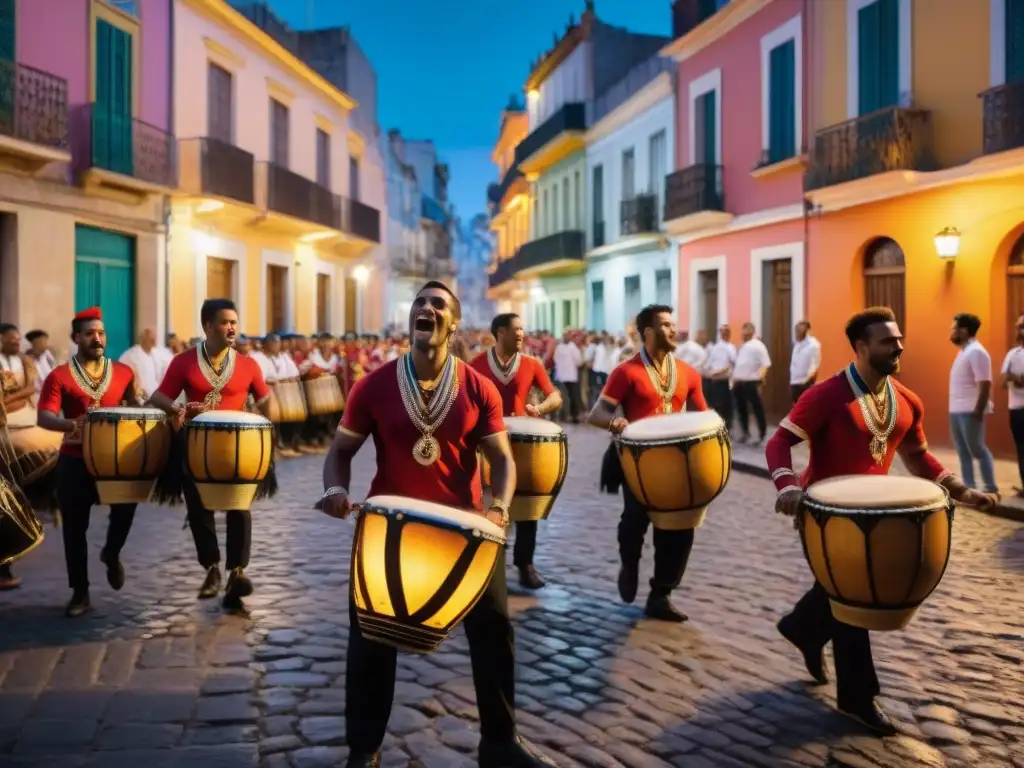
[254,459,278,501]
[600,442,623,495]
[22,471,59,522]
[152,429,185,506]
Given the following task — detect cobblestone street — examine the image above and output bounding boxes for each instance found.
[1,424,1022,768]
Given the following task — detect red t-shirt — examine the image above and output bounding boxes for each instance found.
[468,351,556,417]
[156,348,270,410]
[37,361,137,457]
[779,369,941,487]
[601,354,707,422]
[339,358,505,510]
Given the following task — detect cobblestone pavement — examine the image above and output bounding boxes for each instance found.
[1,424,1022,768]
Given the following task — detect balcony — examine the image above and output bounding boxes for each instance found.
[663,164,729,234]
[514,103,586,176]
[72,104,177,200]
[256,161,339,233]
[421,195,448,225]
[621,194,659,236]
[672,0,727,39]
[491,162,525,211]
[347,198,381,243]
[0,60,70,173]
[515,230,585,278]
[178,136,255,206]
[805,106,933,192]
[981,79,1024,156]
[488,256,519,290]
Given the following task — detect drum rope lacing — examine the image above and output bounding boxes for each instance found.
[69,355,113,408]
[397,353,460,466]
[198,343,237,409]
[639,347,677,414]
[486,348,521,386]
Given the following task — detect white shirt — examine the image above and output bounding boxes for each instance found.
[950,339,993,414]
[119,345,162,398]
[152,347,174,383]
[674,340,707,372]
[254,352,299,383]
[705,341,737,376]
[309,349,340,373]
[733,339,772,382]
[1001,346,1024,410]
[789,336,822,385]
[583,343,598,366]
[591,344,614,375]
[29,350,55,392]
[553,342,582,383]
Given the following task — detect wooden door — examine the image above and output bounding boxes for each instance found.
[864,238,906,333]
[266,265,286,333]
[1008,271,1024,346]
[344,276,357,333]
[74,225,134,359]
[762,259,792,421]
[316,273,330,333]
[206,257,234,300]
[698,270,718,337]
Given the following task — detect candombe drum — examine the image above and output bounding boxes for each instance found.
[351,495,506,654]
[504,416,568,521]
[303,371,345,416]
[184,411,274,510]
[0,475,44,565]
[83,407,172,504]
[272,381,307,423]
[798,475,954,631]
[616,411,731,529]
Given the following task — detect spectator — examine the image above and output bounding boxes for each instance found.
[705,324,737,428]
[789,320,821,403]
[732,322,772,445]
[948,313,997,494]
[553,330,583,423]
[1001,313,1024,497]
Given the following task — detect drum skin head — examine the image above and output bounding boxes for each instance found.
[806,475,946,509]
[620,411,725,442]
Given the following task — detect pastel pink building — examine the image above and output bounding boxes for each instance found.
[663,0,808,420]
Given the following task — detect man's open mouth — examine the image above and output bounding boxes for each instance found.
[414,315,435,332]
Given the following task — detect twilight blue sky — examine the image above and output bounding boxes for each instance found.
[271,0,670,222]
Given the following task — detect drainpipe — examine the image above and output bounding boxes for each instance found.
[164,0,176,342]
[801,0,810,324]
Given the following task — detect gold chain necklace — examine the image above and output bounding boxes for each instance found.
[397,353,459,466]
[197,343,236,409]
[640,347,676,414]
[69,356,112,408]
[845,366,898,464]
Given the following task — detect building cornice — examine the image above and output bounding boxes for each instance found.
[585,72,673,146]
[181,0,358,114]
[661,0,772,63]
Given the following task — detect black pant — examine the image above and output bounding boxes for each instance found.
[790,378,816,405]
[559,381,581,421]
[707,379,733,429]
[346,547,515,753]
[56,454,136,591]
[618,481,694,598]
[182,480,251,571]
[780,583,879,709]
[589,371,608,409]
[733,381,767,440]
[512,521,537,567]
[1011,408,1024,486]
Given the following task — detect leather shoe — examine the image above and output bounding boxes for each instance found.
[0,564,21,591]
[65,589,92,618]
[518,565,545,589]
[224,568,253,599]
[100,548,125,591]
[644,595,688,622]
[345,752,381,767]
[479,736,557,767]
[838,699,898,736]
[198,565,222,599]
[617,563,638,603]
[777,617,828,685]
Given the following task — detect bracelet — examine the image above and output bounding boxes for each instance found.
[488,499,510,527]
[776,486,802,499]
[322,486,348,500]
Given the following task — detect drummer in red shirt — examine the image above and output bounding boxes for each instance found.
[588,304,707,623]
[320,281,553,768]
[150,298,273,613]
[469,312,561,590]
[766,307,996,734]
[36,307,142,617]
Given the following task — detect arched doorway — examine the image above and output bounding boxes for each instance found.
[1007,232,1024,345]
[863,238,906,332]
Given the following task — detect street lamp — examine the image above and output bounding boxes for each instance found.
[934,227,961,259]
[353,265,370,283]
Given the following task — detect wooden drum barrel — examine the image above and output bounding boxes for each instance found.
[505,416,568,522]
[304,375,345,416]
[616,411,731,530]
[83,407,172,504]
[799,475,954,631]
[184,410,273,511]
[271,382,307,423]
[352,495,506,654]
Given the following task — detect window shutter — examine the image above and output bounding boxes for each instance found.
[0,0,15,61]
[1008,0,1024,83]
[768,39,796,163]
[857,1,881,115]
[110,27,133,175]
[877,0,899,108]
[702,90,717,165]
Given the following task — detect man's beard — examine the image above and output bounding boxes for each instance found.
[82,345,105,360]
[869,353,899,376]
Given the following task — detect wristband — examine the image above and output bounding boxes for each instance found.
[776,486,802,499]
[322,486,348,500]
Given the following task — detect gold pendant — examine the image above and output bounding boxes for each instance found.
[870,435,887,465]
[204,392,222,409]
[412,435,440,466]
[663,400,672,414]
[91,399,100,409]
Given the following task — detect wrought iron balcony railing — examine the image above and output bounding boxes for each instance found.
[258,161,339,228]
[516,230,585,273]
[180,136,255,204]
[72,104,177,187]
[347,198,381,243]
[804,106,933,191]
[663,164,724,221]
[621,193,659,236]
[672,0,725,39]
[421,195,448,225]
[981,79,1024,156]
[489,257,518,288]
[0,59,69,151]
[514,103,586,167]
[491,162,523,209]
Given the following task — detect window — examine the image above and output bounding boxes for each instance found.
[694,91,717,164]
[624,275,642,328]
[316,128,331,188]
[0,0,12,62]
[592,164,604,247]
[767,39,797,163]
[349,155,360,200]
[270,98,289,167]
[552,184,559,232]
[562,178,570,232]
[1008,0,1024,82]
[622,148,635,200]
[207,63,233,144]
[648,131,666,213]
[655,269,672,306]
[591,280,605,330]
[857,0,899,115]
[542,189,549,236]
[573,170,581,230]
